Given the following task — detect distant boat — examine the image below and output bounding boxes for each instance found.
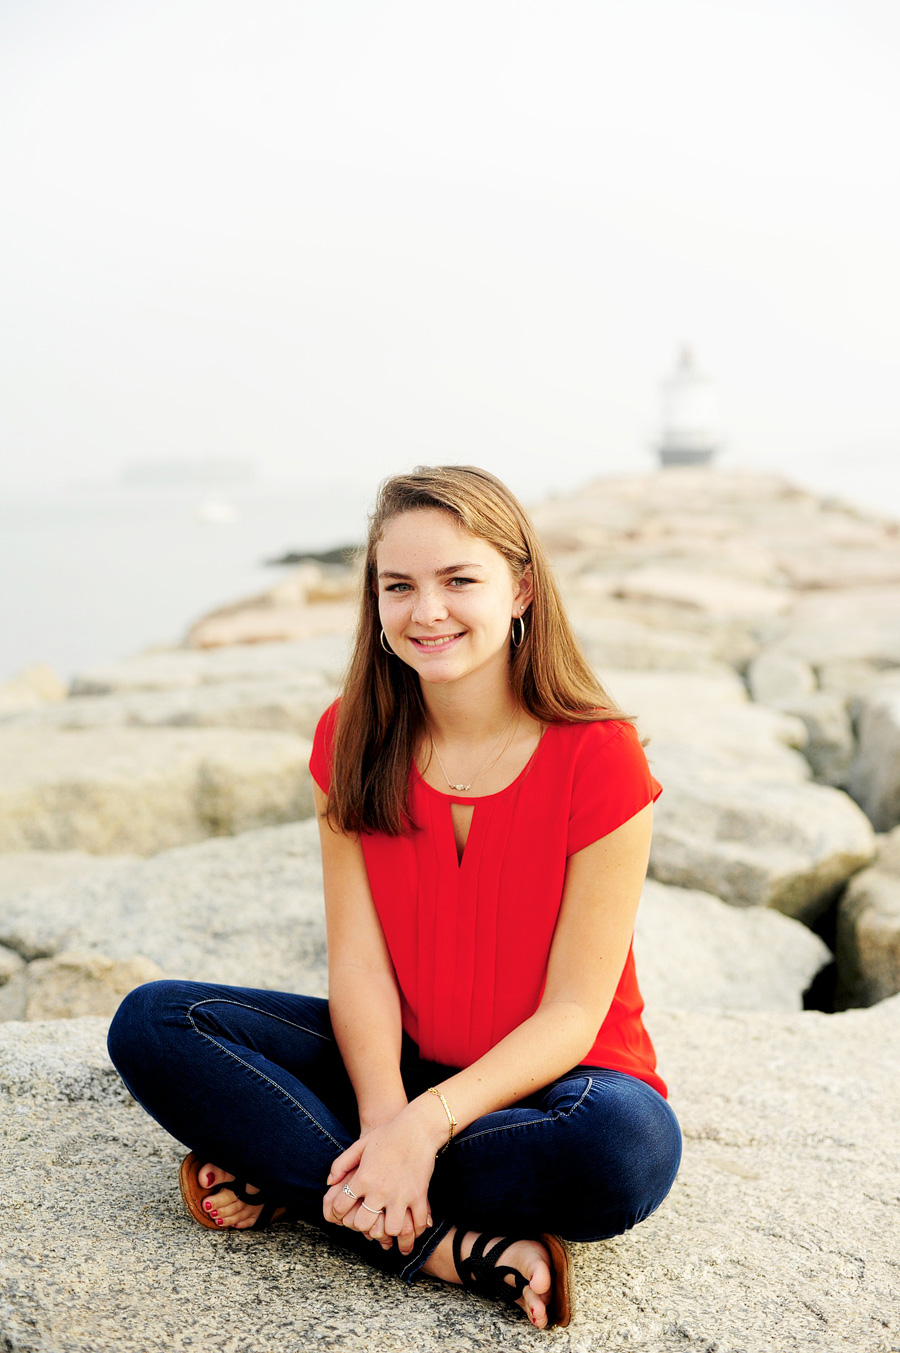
[120,457,255,487]
[195,498,238,524]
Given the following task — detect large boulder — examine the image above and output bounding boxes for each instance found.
[612,564,791,622]
[845,674,900,831]
[0,850,137,901]
[2,673,339,741]
[70,635,351,695]
[0,820,328,992]
[771,690,855,786]
[0,951,164,1022]
[635,880,829,1012]
[746,651,816,704]
[0,943,24,984]
[836,827,900,1009]
[759,586,900,697]
[1,999,897,1352]
[0,822,827,1025]
[649,769,875,920]
[571,613,735,678]
[604,671,875,919]
[0,726,314,854]
[0,662,67,716]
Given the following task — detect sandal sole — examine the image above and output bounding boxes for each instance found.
[541,1233,574,1328]
[178,1152,220,1229]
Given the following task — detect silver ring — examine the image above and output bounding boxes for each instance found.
[358,1201,384,1215]
[342,1184,357,1199]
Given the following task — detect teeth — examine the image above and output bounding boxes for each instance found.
[414,635,459,647]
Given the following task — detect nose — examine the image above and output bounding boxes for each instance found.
[411,585,449,626]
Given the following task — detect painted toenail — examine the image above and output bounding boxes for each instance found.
[204,1201,212,1211]
[205,1173,215,1186]
[215,1219,223,1226]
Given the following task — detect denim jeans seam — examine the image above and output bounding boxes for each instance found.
[453,1076,595,1148]
[186,996,335,1044]
[398,1218,451,1282]
[185,998,344,1151]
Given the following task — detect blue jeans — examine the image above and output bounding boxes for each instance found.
[107,981,681,1282]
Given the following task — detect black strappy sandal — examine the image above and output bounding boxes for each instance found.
[178,1152,290,1231]
[452,1229,574,1328]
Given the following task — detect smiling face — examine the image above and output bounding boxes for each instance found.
[375,508,532,692]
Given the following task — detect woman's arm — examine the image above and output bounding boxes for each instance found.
[331,801,655,1167]
[314,783,408,1131]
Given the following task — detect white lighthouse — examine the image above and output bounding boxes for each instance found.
[657,347,720,467]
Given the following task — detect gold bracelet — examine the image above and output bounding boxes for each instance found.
[427,1086,457,1153]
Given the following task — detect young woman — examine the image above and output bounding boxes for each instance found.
[107,466,681,1331]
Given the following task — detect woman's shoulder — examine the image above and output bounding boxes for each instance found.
[548,715,639,757]
[310,698,342,793]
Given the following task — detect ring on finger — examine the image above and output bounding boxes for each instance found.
[358,1201,384,1215]
[342,1184,357,1199]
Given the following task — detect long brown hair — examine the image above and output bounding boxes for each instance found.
[327,465,626,835]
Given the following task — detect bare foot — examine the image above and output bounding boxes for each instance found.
[423,1228,553,1328]
[196,1162,267,1230]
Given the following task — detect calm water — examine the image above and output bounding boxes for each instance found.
[0,482,373,683]
[1,459,898,685]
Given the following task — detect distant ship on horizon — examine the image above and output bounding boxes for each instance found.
[119,456,256,487]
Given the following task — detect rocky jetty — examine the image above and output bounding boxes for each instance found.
[2,467,899,1352]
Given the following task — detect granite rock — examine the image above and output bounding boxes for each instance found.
[3,672,339,741]
[634,880,829,1011]
[0,850,138,902]
[0,820,328,993]
[570,613,734,678]
[649,771,875,921]
[772,690,855,786]
[836,827,900,1008]
[746,651,816,704]
[0,942,25,984]
[0,823,829,1025]
[601,671,874,919]
[1,1000,897,1352]
[0,662,67,716]
[0,951,165,1022]
[759,586,900,697]
[0,726,314,854]
[845,674,900,831]
[70,635,351,695]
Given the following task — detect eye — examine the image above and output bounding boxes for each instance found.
[384,582,412,593]
[448,576,476,587]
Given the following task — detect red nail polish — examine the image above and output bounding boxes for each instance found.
[215,1219,223,1226]
[205,1172,215,1186]
[210,1210,218,1217]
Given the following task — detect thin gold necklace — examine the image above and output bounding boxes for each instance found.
[429,709,518,793]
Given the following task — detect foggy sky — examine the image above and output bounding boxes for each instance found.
[1,0,899,503]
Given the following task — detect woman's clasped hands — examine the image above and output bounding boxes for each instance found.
[322,1107,439,1255]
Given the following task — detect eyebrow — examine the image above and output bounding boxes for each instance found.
[377,562,486,580]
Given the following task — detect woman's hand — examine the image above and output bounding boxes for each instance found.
[321,1108,440,1254]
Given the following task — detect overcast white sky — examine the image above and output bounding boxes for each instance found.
[1,0,898,502]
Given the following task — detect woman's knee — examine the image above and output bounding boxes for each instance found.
[554,1074,682,1238]
[106,979,194,1073]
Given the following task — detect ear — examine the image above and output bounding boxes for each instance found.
[513,564,534,616]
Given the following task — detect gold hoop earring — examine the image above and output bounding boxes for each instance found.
[511,614,526,648]
[380,629,394,655]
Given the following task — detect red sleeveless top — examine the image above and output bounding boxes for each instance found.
[310,703,666,1097]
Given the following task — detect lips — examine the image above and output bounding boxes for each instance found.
[408,632,465,649]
